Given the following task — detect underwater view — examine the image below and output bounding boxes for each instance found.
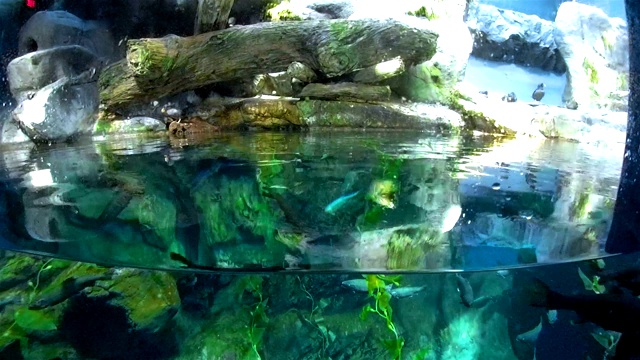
[0,0,638,359]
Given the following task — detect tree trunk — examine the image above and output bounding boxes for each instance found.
[98,19,438,111]
[194,0,235,34]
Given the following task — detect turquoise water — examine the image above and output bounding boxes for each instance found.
[0,131,630,360]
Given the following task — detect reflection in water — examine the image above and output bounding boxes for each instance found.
[0,131,630,359]
[0,131,622,272]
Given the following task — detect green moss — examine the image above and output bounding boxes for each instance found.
[133,194,177,249]
[194,176,280,247]
[407,6,438,20]
[583,58,599,85]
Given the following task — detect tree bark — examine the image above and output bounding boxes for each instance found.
[98,19,438,111]
[194,0,235,35]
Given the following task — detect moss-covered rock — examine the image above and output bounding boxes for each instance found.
[297,100,462,130]
[97,269,180,333]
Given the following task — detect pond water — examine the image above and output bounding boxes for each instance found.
[0,131,623,273]
[0,130,631,360]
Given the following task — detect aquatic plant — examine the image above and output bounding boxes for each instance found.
[234,276,270,359]
[407,6,438,20]
[360,275,405,360]
[296,276,332,357]
[578,267,606,294]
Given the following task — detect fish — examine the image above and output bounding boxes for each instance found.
[496,270,510,278]
[547,309,558,324]
[324,191,360,214]
[516,318,542,344]
[29,272,113,310]
[341,279,391,293]
[341,279,423,299]
[389,286,426,299]
[455,273,474,307]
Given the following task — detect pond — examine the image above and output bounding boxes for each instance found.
[0,130,623,273]
[0,130,629,359]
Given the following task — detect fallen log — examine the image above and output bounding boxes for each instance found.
[98,19,438,111]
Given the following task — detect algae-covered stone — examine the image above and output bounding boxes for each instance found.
[297,100,461,130]
[100,269,180,333]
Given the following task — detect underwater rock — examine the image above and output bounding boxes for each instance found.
[297,100,462,130]
[12,72,99,142]
[466,4,566,74]
[554,2,629,110]
[461,213,603,263]
[18,11,118,62]
[93,269,180,333]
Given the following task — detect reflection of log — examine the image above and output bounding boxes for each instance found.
[194,0,235,34]
[99,19,438,111]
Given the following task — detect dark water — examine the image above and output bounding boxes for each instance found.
[0,131,631,360]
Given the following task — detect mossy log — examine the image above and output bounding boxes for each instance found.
[299,82,391,102]
[99,19,438,111]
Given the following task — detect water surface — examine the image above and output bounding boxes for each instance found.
[0,131,623,273]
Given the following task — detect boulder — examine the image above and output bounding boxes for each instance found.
[554,2,629,110]
[18,11,118,62]
[97,116,166,134]
[0,108,30,144]
[467,4,566,74]
[455,84,628,143]
[389,16,473,103]
[297,100,463,129]
[7,45,104,102]
[12,72,99,142]
[299,82,391,102]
